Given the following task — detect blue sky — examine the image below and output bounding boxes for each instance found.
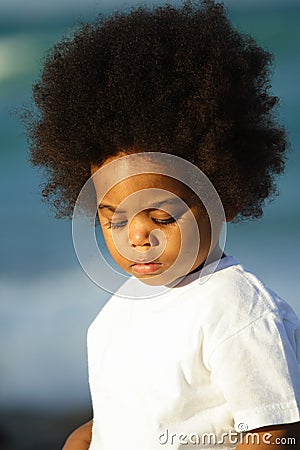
[1,0,298,21]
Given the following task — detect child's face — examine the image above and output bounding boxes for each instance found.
[92,155,222,286]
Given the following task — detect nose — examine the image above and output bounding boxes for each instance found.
[128,213,159,248]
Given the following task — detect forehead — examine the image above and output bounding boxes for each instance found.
[96,172,193,206]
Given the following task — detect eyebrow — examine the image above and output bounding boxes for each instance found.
[98,197,183,213]
[98,204,126,213]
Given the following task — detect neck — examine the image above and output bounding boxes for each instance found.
[188,247,226,276]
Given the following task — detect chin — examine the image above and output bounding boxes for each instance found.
[134,270,186,287]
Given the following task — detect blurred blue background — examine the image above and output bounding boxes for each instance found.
[1,0,299,448]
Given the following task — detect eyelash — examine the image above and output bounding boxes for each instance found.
[105,216,177,230]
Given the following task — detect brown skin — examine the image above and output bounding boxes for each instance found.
[92,154,228,286]
[236,421,300,449]
[95,173,220,286]
[62,420,92,450]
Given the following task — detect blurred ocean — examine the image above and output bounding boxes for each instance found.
[0,1,300,446]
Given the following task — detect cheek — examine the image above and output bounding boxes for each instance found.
[170,215,209,256]
[102,229,120,252]
[99,221,110,246]
[163,226,182,254]
[102,232,129,266]
[100,225,131,264]
[98,218,118,253]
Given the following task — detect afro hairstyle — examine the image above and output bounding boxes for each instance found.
[26,0,288,221]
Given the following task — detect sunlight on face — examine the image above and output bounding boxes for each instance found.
[92,154,222,286]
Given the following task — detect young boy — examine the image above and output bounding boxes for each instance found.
[26,1,300,448]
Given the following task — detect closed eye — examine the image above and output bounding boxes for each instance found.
[152,216,177,225]
[105,220,128,230]
[104,216,177,230]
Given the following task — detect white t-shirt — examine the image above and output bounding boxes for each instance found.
[87,256,300,450]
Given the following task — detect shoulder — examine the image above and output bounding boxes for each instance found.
[197,256,299,353]
[199,257,277,321]
[218,259,297,323]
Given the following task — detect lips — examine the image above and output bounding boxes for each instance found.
[131,262,162,274]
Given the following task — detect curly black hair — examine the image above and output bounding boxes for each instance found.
[26,0,288,221]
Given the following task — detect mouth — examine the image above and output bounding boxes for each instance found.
[130,262,163,275]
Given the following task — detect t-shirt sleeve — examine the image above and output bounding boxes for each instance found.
[208,310,300,432]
